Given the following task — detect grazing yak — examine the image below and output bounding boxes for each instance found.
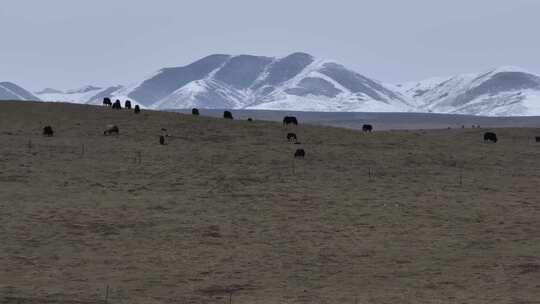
[43,126,54,137]
[103,98,112,106]
[192,108,200,116]
[294,149,305,158]
[283,116,298,126]
[112,100,122,110]
[223,111,234,119]
[124,100,132,109]
[247,118,253,122]
[535,136,540,143]
[134,105,141,114]
[160,128,168,137]
[287,133,297,142]
[362,124,373,132]
[103,124,119,136]
[484,132,498,143]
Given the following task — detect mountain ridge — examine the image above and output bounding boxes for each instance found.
[140,52,412,112]
[397,66,540,116]
[11,52,540,116]
[0,82,40,101]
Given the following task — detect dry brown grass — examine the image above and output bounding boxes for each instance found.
[1,101,540,304]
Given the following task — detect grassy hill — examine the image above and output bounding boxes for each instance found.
[1,101,540,303]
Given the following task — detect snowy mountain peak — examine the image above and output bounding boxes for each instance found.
[0,82,40,101]
[35,88,63,94]
[65,85,102,94]
[398,66,540,116]
[36,85,103,96]
[487,65,531,75]
[128,52,411,112]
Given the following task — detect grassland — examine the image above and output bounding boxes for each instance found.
[1,101,540,304]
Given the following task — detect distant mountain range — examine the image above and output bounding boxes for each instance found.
[35,85,123,104]
[3,52,540,116]
[396,66,540,116]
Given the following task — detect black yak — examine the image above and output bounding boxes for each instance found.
[134,105,141,114]
[43,126,54,137]
[283,116,298,125]
[103,98,112,106]
[362,124,373,132]
[287,133,297,142]
[112,100,122,110]
[484,132,498,143]
[124,100,132,109]
[192,108,200,116]
[103,124,119,136]
[294,149,305,158]
[224,111,233,119]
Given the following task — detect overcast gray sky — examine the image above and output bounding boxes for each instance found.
[1,0,539,91]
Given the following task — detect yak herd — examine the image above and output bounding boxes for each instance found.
[40,97,539,158]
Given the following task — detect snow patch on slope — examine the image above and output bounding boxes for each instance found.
[247,94,409,112]
[0,83,27,100]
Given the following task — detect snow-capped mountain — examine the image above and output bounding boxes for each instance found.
[35,88,63,94]
[29,52,540,116]
[36,85,124,104]
[109,52,413,112]
[398,67,540,116]
[0,82,40,101]
[65,85,102,94]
